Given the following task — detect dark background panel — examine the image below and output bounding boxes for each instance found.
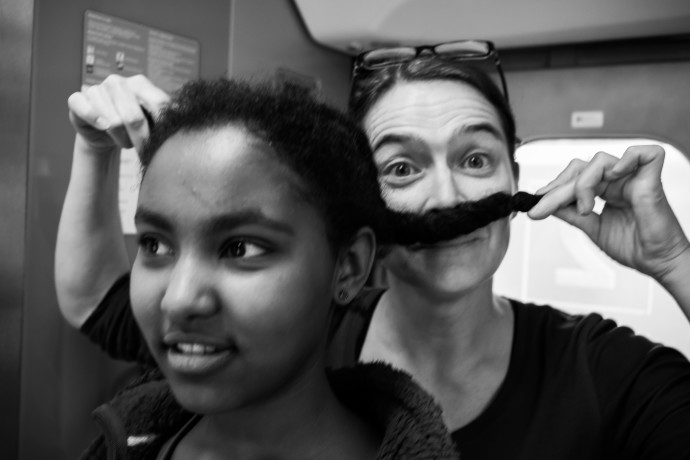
[0,0,34,457]
[23,1,229,458]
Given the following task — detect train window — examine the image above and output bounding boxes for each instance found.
[495,138,690,358]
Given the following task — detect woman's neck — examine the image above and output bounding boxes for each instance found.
[174,363,380,460]
[360,275,515,430]
[376,275,502,341]
[361,274,513,378]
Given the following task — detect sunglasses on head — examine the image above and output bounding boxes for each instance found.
[351,39,509,103]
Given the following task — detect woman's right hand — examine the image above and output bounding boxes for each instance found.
[527,145,690,317]
[528,145,689,279]
[67,74,170,154]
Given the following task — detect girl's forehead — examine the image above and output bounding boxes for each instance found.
[148,126,271,178]
[140,126,310,215]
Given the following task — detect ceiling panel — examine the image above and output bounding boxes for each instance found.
[294,0,690,53]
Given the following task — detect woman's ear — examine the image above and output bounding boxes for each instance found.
[332,227,377,305]
[511,161,521,219]
[512,160,521,191]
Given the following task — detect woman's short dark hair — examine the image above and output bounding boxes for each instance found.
[348,58,518,160]
[140,78,388,252]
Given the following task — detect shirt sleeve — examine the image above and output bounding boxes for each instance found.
[80,272,154,365]
[583,314,690,459]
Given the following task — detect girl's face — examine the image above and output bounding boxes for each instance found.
[364,80,517,297]
[131,126,337,415]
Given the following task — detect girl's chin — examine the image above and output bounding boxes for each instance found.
[166,380,245,415]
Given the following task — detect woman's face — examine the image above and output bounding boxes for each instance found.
[131,126,337,415]
[363,80,517,297]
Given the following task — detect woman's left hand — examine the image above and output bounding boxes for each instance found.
[527,145,690,293]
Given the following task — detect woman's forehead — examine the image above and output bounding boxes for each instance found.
[363,80,503,145]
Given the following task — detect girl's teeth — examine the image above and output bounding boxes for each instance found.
[175,343,218,354]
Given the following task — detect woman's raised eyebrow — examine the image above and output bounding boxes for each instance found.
[455,122,504,141]
[371,133,423,152]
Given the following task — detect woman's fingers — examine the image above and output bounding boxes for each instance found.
[530,158,588,219]
[552,204,600,241]
[104,74,171,151]
[101,76,149,150]
[528,179,576,219]
[127,74,170,115]
[531,154,613,219]
[530,150,630,220]
[569,150,619,215]
[67,74,171,152]
[68,85,133,150]
[67,91,111,131]
[535,158,586,195]
[607,145,665,192]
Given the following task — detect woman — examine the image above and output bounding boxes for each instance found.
[69,77,457,459]
[57,46,690,458]
[344,51,690,458]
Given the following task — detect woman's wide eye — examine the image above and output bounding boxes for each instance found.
[390,162,415,176]
[463,153,491,170]
[222,239,267,259]
[380,160,422,185]
[138,235,173,257]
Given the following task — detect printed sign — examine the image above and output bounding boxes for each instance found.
[81,10,200,234]
[82,10,200,92]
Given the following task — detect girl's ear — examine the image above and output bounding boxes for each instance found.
[332,227,377,305]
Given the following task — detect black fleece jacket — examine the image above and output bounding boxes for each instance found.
[80,362,459,460]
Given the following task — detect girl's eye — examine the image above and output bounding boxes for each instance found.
[222,239,268,259]
[138,235,173,257]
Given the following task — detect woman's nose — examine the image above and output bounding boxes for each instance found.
[426,165,463,209]
[160,256,219,321]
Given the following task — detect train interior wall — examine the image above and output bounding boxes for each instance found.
[228,0,352,108]
[507,60,690,157]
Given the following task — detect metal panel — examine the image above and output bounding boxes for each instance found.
[507,61,690,158]
[20,1,230,458]
[0,0,33,457]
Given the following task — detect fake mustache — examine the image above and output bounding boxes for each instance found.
[381,191,542,246]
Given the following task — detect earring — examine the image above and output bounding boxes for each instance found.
[337,289,349,302]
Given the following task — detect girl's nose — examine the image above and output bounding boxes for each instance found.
[160,256,219,322]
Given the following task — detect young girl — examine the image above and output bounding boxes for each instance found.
[76,78,457,459]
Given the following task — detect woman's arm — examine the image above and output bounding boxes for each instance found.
[55,74,169,328]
